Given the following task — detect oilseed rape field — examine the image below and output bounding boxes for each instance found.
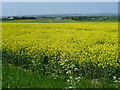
[2,22,120,88]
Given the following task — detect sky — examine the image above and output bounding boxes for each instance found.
[1,0,119,2]
[2,2,118,16]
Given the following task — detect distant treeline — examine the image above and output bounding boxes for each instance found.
[13,16,36,19]
[2,16,118,22]
[64,16,118,21]
[2,16,36,21]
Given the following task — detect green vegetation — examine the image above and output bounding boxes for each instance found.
[65,16,118,22]
[2,63,67,88]
[2,63,118,88]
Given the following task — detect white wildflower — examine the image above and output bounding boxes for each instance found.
[65,69,67,71]
[113,76,116,79]
[60,63,64,65]
[70,64,75,68]
[67,79,70,82]
[62,53,66,57]
[74,68,78,71]
[75,77,78,80]
[78,77,81,79]
[66,70,71,74]
[65,59,68,62]
[68,86,73,88]
[114,80,117,83]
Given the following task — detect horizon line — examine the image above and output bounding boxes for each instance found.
[2,13,118,17]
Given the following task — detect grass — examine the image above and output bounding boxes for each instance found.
[2,63,67,88]
[2,63,117,88]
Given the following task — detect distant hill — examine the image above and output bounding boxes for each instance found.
[2,13,117,18]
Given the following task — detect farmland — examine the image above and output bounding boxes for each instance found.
[2,18,79,23]
[2,22,120,88]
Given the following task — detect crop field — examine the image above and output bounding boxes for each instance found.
[2,18,79,23]
[2,22,120,88]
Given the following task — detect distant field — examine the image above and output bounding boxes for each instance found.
[1,18,118,23]
[2,18,79,23]
[2,22,119,88]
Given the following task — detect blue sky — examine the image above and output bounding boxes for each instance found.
[2,2,118,16]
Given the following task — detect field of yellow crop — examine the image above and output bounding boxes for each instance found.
[2,22,119,79]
